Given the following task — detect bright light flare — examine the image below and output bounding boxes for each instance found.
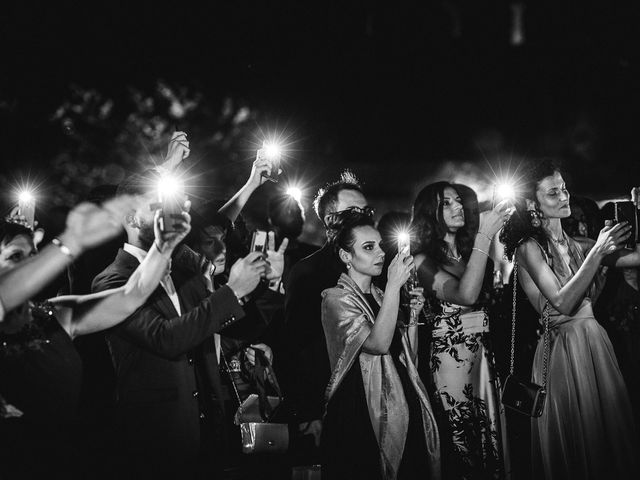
[397,231,411,253]
[495,182,516,202]
[262,142,282,159]
[157,175,184,200]
[286,186,302,203]
[18,190,35,204]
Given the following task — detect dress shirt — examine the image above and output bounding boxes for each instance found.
[202,259,221,362]
[123,243,182,315]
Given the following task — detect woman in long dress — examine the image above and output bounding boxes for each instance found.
[320,211,440,480]
[500,159,638,478]
[412,182,512,479]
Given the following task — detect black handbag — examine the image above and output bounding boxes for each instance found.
[223,349,289,454]
[501,260,551,418]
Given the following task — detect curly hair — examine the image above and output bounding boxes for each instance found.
[411,182,476,266]
[329,210,376,271]
[499,158,563,260]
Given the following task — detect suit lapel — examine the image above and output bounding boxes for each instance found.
[117,248,182,319]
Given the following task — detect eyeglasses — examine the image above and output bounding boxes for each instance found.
[325,206,375,227]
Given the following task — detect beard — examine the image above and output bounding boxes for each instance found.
[138,220,155,250]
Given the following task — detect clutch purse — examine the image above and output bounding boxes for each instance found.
[501,260,551,418]
[224,349,289,454]
[501,374,546,417]
[234,393,281,424]
[239,422,289,454]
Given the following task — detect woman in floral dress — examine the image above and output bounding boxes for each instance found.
[412,182,511,480]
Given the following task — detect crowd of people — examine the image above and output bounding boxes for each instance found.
[1,131,639,480]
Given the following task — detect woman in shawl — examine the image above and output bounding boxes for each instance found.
[320,211,440,480]
[500,158,639,479]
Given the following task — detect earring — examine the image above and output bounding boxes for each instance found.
[346,263,352,270]
[528,209,542,228]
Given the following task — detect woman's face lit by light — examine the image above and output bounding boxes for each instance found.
[439,186,465,233]
[535,171,571,220]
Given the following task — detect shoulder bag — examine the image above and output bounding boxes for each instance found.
[501,259,550,417]
[223,349,289,454]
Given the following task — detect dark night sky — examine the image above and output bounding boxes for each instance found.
[2,1,640,202]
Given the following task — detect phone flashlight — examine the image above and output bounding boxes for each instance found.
[492,182,516,209]
[397,231,411,254]
[157,175,185,233]
[17,190,36,229]
[286,186,302,203]
[258,142,282,183]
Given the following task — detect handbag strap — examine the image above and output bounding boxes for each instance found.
[221,352,243,407]
[222,349,284,421]
[256,349,284,401]
[509,259,551,388]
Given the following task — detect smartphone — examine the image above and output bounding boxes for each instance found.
[397,234,411,254]
[614,201,638,249]
[257,145,282,183]
[17,200,36,230]
[250,230,268,253]
[158,196,183,233]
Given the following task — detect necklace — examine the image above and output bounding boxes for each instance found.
[446,250,462,261]
[550,235,567,246]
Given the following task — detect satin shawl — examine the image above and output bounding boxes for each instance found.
[321,273,441,480]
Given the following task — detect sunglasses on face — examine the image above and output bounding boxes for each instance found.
[325,206,375,227]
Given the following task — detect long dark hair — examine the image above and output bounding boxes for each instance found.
[500,158,563,260]
[411,181,476,266]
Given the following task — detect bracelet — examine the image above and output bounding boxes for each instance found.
[51,238,75,260]
[228,285,245,306]
[472,247,490,258]
[477,231,493,243]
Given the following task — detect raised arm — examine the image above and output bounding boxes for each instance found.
[51,208,191,338]
[518,223,630,315]
[362,251,413,354]
[91,250,267,358]
[217,152,272,223]
[0,196,135,321]
[415,200,511,306]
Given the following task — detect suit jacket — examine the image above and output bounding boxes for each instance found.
[283,242,344,422]
[91,246,245,470]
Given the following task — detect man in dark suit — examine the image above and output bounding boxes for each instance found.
[283,171,370,461]
[92,170,272,477]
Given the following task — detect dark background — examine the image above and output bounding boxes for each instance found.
[2,1,639,239]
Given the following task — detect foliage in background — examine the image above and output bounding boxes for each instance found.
[1,81,260,208]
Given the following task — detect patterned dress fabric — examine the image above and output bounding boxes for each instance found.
[428,300,507,480]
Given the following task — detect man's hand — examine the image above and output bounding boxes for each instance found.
[153,200,191,255]
[264,231,289,281]
[160,131,190,172]
[226,251,268,298]
[244,343,273,365]
[299,419,322,448]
